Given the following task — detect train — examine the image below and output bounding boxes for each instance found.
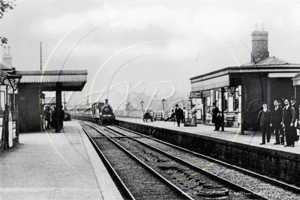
[71,99,115,125]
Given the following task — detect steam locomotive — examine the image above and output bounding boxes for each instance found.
[92,99,115,124]
[71,99,115,125]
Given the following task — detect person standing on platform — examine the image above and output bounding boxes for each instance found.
[258,102,271,145]
[52,106,58,131]
[44,106,51,129]
[174,104,183,127]
[59,105,65,130]
[182,107,186,123]
[270,100,283,145]
[291,97,299,145]
[211,102,219,131]
[190,105,197,126]
[282,99,295,147]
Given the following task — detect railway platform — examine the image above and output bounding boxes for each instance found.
[0,121,123,200]
[116,117,300,154]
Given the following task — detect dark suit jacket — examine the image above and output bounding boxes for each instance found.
[271,107,283,128]
[212,107,219,123]
[258,109,271,127]
[174,107,183,119]
[292,103,299,122]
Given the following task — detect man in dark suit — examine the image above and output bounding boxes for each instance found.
[282,99,295,147]
[174,104,183,127]
[270,100,283,145]
[291,97,299,144]
[212,103,220,131]
[258,102,271,145]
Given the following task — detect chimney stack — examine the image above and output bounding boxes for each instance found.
[251,29,269,63]
[3,46,12,66]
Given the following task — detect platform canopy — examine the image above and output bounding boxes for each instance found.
[190,57,300,92]
[292,72,300,86]
[16,70,87,91]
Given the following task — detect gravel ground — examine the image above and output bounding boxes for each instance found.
[133,137,300,200]
[93,137,186,200]
[112,136,256,200]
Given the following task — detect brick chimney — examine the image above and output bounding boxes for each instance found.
[251,30,269,63]
[3,46,12,65]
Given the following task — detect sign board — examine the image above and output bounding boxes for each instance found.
[186,101,192,110]
[190,92,202,98]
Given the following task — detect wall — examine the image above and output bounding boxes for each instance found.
[240,74,294,130]
[17,86,42,132]
[115,119,300,186]
[114,110,142,118]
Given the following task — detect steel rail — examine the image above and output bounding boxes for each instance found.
[106,125,270,200]
[112,125,300,194]
[81,125,136,200]
[82,123,195,200]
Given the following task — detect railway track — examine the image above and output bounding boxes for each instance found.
[108,124,300,200]
[81,123,193,200]
[80,121,276,200]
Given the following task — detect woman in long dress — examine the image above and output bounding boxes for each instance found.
[191,105,197,126]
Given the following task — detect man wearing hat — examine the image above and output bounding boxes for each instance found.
[291,97,299,145]
[282,99,295,147]
[174,104,183,127]
[270,100,283,145]
[258,102,271,145]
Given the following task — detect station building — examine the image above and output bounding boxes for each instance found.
[0,46,87,153]
[190,30,300,133]
[0,46,22,151]
[15,70,87,132]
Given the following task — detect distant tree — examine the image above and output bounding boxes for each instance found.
[0,0,16,45]
[125,102,134,112]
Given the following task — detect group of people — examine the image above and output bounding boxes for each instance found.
[258,98,299,147]
[164,104,197,127]
[44,105,65,132]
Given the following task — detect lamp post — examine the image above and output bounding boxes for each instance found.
[162,98,166,119]
[140,100,144,112]
[189,96,192,122]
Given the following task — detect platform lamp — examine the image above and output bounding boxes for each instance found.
[162,98,166,119]
[140,100,144,112]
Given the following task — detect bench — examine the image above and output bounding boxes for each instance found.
[224,116,235,127]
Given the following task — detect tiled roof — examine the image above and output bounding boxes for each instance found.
[16,70,87,83]
[241,56,289,66]
[0,61,13,70]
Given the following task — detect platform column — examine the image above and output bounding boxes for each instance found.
[55,84,62,133]
[202,97,206,124]
[241,85,245,135]
[221,87,225,131]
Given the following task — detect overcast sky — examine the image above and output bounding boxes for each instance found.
[1,0,300,107]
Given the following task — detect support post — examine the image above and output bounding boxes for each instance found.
[202,97,206,124]
[55,84,62,133]
[221,88,225,131]
[4,86,8,149]
[241,85,245,135]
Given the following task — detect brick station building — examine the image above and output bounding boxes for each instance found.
[190,30,300,133]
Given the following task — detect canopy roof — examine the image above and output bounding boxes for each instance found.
[190,56,300,92]
[16,70,87,91]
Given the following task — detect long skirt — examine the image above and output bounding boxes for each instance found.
[191,116,197,126]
